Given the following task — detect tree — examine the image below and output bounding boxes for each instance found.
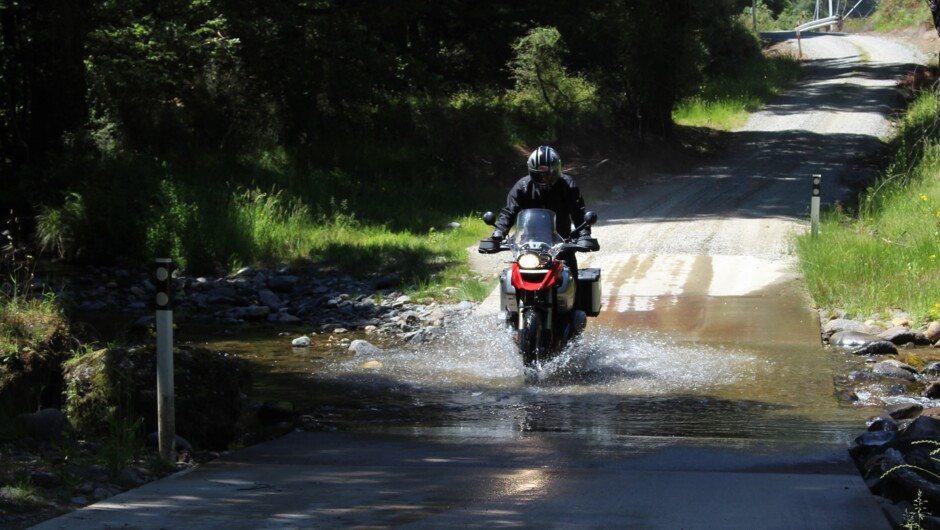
[927,0,940,66]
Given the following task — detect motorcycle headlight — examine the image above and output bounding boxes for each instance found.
[517,253,543,269]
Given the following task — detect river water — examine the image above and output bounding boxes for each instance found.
[190,284,875,455]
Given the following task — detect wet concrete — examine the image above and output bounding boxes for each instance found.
[30,430,887,530]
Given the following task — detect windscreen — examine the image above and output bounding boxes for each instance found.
[511,209,564,250]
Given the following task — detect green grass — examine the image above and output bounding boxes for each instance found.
[869,0,931,32]
[674,54,803,130]
[796,90,940,326]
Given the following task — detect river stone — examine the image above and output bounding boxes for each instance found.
[872,360,916,381]
[115,468,147,489]
[823,318,882,335]
[868,415,899,432]
[854,430,898,448]
[258,289,281,309]
[879,326,918,345]
[830,330,882,347]
[267,275,299,292]
[897,416,940,442]
[923,362,940,376]
[927,322,940,343]
[851,341,898,356]
[926,382,940,399]
[291,335,311,347]
[886,402,923,420]
[349,339,383,356]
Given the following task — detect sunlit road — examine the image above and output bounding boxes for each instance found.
[32,33,927,529]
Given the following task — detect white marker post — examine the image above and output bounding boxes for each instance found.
[155,258,176,463]
[811,174,821,239]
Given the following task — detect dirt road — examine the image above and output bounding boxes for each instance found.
[549,32,930,344]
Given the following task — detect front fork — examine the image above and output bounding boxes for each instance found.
[517,290,554,337]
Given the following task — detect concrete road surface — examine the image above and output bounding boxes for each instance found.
[31,431,887,529]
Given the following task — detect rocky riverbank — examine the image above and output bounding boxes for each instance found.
[821,310,940,526]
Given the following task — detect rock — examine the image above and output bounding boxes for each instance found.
[291,335,311,347]
[924,362,940,376]
[851,341,899,356]
[879,326,919,345]
[830,330,882,347]
[927,322,940,343]
[348,339,383,356]
[897,416,940,442]
[927,382,940,399]
[887,403,923,420]
[267,275,299,292]
[854,430,898,448]
[823,318,883,336]
[872,360,917,381]
[116,468,147,489]
[258,289,281,309]
[868,415,900,432]
[29,471,61,488]
[14,409,73,442]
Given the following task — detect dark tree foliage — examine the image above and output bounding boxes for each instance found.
[1,0,753,221]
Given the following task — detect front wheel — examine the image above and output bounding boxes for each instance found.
[519,309,543,367]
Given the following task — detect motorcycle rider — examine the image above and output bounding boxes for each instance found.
[482,145,599,277]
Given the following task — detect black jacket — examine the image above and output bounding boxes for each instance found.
[495,173,588,239]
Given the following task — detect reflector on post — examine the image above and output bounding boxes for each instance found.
[155,258,175,463]
[811,174,821,239]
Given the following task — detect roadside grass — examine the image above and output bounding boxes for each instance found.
[867,0,931,32]
[35,161,501,303]
[796,88,940,325]
[209,183,498,302]
[673,54,803,130]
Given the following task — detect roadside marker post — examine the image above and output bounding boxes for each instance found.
[155,258,176,463]
[811,174,821,239]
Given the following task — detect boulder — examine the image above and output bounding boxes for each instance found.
[14,408,73,441]
[927,321,940,343]
[886,402,923,420]
[878,326,920,345]
[830,330,882,347]
[872,360,917,381]
[349,339,384,356]
[823,318,883,336]
[851,341,899,356]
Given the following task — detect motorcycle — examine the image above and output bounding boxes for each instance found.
[478,208,601,367]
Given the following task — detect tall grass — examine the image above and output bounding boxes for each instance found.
[796,89,940,325]
[867,0,931,32]
[674,54,803,130]
[1,218,67,362]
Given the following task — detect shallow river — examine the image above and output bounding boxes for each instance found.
[189,292,874,454]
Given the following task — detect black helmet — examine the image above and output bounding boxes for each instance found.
[527,145,561,190]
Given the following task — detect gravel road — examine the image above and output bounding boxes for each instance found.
[538,32,932,339]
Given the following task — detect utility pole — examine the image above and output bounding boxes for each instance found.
[753,0,758,32]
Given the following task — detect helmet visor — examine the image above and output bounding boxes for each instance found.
[530,167,551,184]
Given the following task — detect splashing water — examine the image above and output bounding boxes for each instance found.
[321,315,767,399]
